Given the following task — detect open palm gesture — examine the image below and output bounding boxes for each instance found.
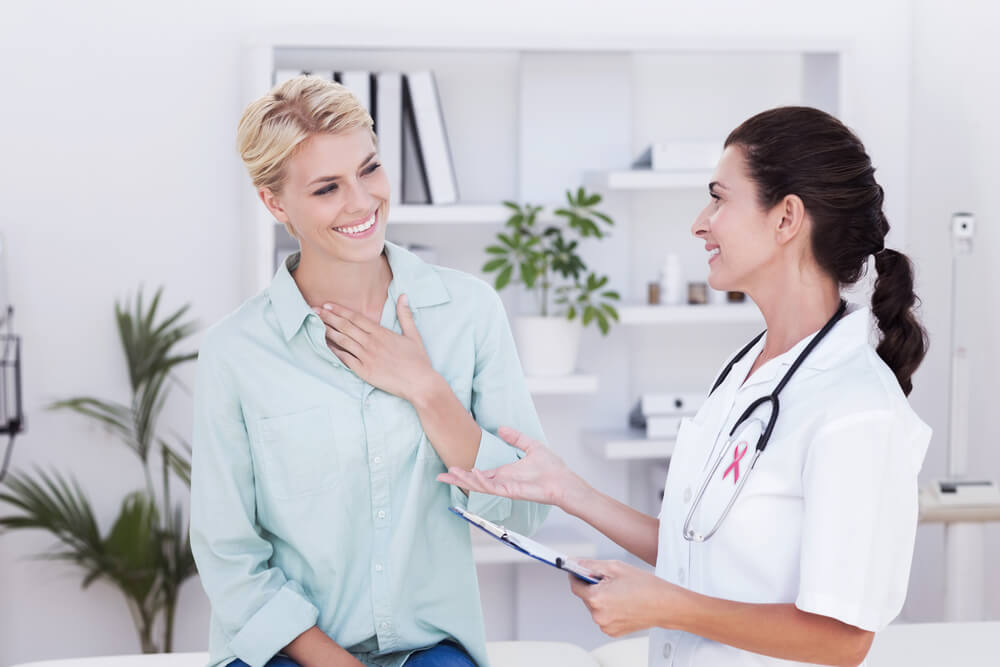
[436,426,585,510]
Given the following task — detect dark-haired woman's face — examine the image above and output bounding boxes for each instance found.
[691,146,778,293]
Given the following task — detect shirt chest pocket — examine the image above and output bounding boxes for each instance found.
[252,406,347,500]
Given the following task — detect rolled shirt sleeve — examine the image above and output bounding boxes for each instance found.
[449,287,551,536]
[190,336,319,667]
[796,410,924,632]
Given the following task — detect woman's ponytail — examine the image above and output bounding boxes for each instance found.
[871,246,928,396]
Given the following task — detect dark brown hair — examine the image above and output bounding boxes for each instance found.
[725,106,927,395]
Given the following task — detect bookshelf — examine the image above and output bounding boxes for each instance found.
[586,169,713,191]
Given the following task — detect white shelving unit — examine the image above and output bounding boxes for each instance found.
[618,303,764,326]
[588,429,675,461]
[586,169,713,191]
[390,204,554,225]
[525,374,598,395]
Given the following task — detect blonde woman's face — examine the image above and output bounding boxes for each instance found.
[268,129,390,264]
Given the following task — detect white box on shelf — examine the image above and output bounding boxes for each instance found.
[633,140,723,171]
[645,415,684,439]
[641,392,704,417]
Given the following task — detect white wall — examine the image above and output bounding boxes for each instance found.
[904,0,1000,621]
[1,0,994,664]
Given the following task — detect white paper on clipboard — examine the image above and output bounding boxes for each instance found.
[449,506,601,584]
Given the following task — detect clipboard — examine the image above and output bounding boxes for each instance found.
[450,506,602,584]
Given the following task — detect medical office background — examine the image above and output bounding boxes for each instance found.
[0,0,998,663]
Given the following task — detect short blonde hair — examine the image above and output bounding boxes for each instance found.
[237,75,375,235]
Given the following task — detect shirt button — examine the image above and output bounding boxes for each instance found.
[683,487,692,503]
[373,456,383,465]
[377,510,386,520]
[663,642,672,659]
[374,563,384,572]
[380,621,389,630]
[365,397,373,408]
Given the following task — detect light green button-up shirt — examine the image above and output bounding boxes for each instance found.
[190,242,550,667]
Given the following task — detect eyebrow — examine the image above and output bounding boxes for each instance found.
[307,152,378,186]
[708,181,727,192]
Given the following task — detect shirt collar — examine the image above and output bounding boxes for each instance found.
[268,240,451,342]
[737,302,872,390]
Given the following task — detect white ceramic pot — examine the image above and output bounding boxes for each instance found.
[513,315,582,377]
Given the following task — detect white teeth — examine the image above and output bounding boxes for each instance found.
[709,248,720,256]
[337,212,376,235]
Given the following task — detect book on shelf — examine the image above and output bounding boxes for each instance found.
[372,72,404,205]
[403,71,459,204]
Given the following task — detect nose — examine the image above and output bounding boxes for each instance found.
[343,178,374,215]
[691,204,710,239]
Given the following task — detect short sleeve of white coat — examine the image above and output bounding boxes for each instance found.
[796,409,926,632]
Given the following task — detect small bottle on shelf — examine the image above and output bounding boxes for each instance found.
[659,253,684,306]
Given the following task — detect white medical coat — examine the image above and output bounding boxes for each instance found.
[650,304,931,666]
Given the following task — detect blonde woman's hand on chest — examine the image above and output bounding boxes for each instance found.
[313,294,438,403]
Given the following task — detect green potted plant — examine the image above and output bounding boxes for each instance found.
[483,186,620,376]
[0,287,198,653]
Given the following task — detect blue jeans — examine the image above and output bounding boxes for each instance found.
[227,641,476,667]
[404,640,477,666]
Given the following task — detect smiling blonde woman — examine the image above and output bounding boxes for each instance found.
[190,75,549,667]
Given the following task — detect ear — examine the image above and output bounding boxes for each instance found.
[773,194,807,247]
[259,187,291,226]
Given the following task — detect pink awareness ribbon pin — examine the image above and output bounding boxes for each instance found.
[722,441,749,485]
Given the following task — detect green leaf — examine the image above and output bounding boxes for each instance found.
[498,233,516,249]
[585,192,602,206]
[582,305,596,326]
[505,213,524,228]
[595,310,610,335]
[601,303,620,322]
[521,262,538,288]
[495,265,514,291]
[482,258,507,273]
[601,290,621,300]
[485,245,507,255]
[502,201,520,210]
[593,211,614,225]
[567,305,577,320]
[103,492,160,602]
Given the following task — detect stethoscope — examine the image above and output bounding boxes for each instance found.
[682,299,848,543]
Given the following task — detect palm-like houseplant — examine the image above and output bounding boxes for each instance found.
[0,288,198,653]
[483,186,620,376]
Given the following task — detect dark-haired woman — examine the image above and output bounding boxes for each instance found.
[438,106,931,667]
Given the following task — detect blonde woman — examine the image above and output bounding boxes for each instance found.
[190,75,549,667]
